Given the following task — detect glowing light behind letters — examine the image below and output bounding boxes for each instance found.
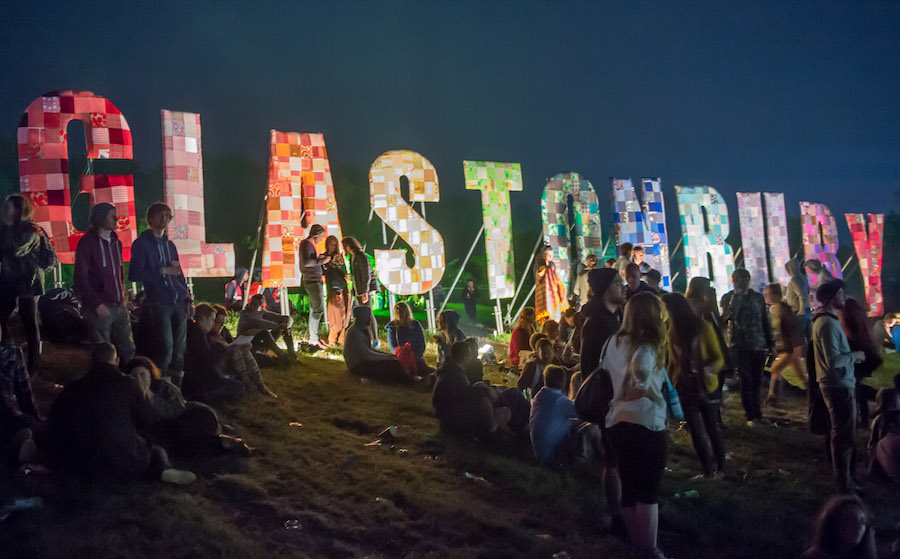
[675,185,735,296]
[161,110,234,277]
[799,202,842,285]
[611,177,672,289]
[845,213,884,316]
[262,131,343,288]
[369,150,445,295]
[540,172,603,291]
[463,160,522,300]
[17,90,137,263]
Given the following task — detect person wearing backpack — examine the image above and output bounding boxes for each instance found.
[662,293,726,479]
[0,194,57,372]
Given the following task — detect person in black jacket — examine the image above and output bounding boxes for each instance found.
[183,306,244,404]
[462,279,479,324]
[48,343,196,484]
[0,194,56,372]
[342,236,379,344]
[298,225,330,348]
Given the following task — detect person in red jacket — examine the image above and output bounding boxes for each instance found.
[509,307,537,368]
[74,203,135,363]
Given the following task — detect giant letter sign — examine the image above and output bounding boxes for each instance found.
[675,185,735,296]
[799,202,842,285]
[17,90,137,263]
[161,110,234,277]
[369,150,445,295]
[763,193,792,287]
[845,213,884,316]
[464,160,522,300]
[736,192,770,291]
[262,131,343,288]
[541,172,603,291]
[611,177,672,289]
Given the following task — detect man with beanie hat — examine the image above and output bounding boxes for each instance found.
[129,203,191,382]
[811,279,866,492]
[298,224,330,349]
[74,203,135,362]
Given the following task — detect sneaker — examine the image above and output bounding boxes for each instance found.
[746,420,757,428]
[160,468,197,485]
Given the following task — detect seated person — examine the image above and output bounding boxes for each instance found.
[224,268,248,312]
[237,294,298,363]
[517,338,556,397]
[123,356,253,457]
[48,343,196,485]
[464,337,484,385]
[508,307,537,368]
[541,319,578,367]
[869,383,900,482]
[386,301,431,375]
[432,341,510,439]
[0,338,39,465]
[343,306,412,384]
[38,287,91,345]
[183,306,245,405]
[643,269,663,294]
[529,365,602,466]
[559,308,577,345]
[207,304,275,397]
[800,495,877,559]
[435,310,466,369]
[874,313,900,351]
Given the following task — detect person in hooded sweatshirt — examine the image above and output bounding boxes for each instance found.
[224,267,249,312]
[74,203,136,363]
[785,257,812,342]
[129,203,192,383]
[343,306,411,384]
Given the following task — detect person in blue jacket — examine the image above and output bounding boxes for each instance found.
[385,301,431,374]
[129,203,191,384]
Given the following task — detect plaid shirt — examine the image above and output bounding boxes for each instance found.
[0,343,38,418]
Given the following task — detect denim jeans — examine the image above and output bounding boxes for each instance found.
[85,303,135,363]
[734,349,766,421]
[304,280,325,344]
[143,302,187,374]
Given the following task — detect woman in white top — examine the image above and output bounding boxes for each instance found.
[600,292,669,559]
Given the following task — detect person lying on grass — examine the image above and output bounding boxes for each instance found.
[0,335,39,466]
[123,356,254,457]
[48,343,196,485]
[432,340,511,440]
[343,306,412,384]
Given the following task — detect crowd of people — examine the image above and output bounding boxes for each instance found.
[2,193,899,556]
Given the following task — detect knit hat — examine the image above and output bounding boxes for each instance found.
[588,268,619,299]
[816,279,846,305]
[309,224,326,237]
[89,203,115,228]
[874,388,900,417]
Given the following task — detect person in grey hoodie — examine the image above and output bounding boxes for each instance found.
[343,306,410,384]
[129,203,191,382]
[811,280,866,493]
[785,257,812,341]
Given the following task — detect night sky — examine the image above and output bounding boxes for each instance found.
[2,1,898,230]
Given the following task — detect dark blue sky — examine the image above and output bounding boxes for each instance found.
[2,1,898,225]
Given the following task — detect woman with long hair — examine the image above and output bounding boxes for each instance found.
[600,292,670,559]
[839,297,883,426]
[0,194,56,372]
[323,235,351,346]
[534,246,569,325]
[801,494,877,559]
[508,307,537,367]
[386,301,430,374]
[662,292,726,479]
[435,310,466,369]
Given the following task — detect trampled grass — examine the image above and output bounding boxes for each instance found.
[1,344,898,558]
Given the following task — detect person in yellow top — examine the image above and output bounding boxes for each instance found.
[662,293,726,479]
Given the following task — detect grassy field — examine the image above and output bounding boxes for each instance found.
[1,338,899,558]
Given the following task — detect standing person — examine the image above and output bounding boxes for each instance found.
[572,254,598,311]
[686,276,730,405]
[298,224,330,349]
[615,243,633,277]
[806,259,837,288]
[342,236,379,345]
[663,293,726,478]
[811,280,866,493]
[74,203,135,363]
[0,194,56,372]
[535,245,569,325]
[323,235,351,346]
[643,270,663,294]
[763,283,808,404]
[462,279,479,324]
[631,245,651,274]
[129,203,191,383]
[624,263,653,301]
[224,268,248,312]
[785,258,812,341]
[838,297,883,428]
[720,269,775,426]
[601,293,670,559]
[509,307,537,368]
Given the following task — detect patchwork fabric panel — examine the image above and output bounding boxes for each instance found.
[369,150,445,295]
[161,110,234,277]
[463,160,522,300]
[799,202,843,287]
[262,131,344,288]
[845,213,884,316]
[736,192,769,291]
[763,192,792,287]
[610,177,672,289]
[17,90,136,263]
[540,172,603,291]
[675,185,735,296]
